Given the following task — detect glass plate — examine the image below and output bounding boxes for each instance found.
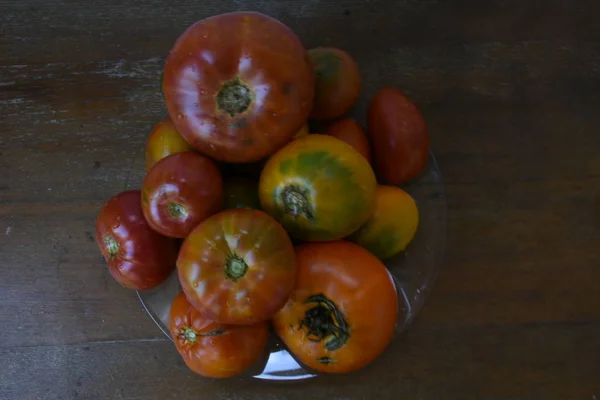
[125,142,446,381]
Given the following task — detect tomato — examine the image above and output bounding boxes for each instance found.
[273,241,399,374]
[95,190,178,290]
[177,208,296,324]
[259,134,376,241]
[162,11,314,163]
[368,87,430,184]
[141,152,223,239]
[144,118,195,171]
[350,185,419,259]
[325,118,371,163]
[223,177,261,210]
[308,47,360,120]
[169,291,268,378]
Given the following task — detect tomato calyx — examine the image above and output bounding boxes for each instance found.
[225,254,248,282]
[178,327,227,344]
[217,78,252,117]
[299,294,350,352]
[103,235,119,258]
[281,185,314,220]
[167,202,188,220]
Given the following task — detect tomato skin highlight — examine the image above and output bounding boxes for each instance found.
[350,185,419,259]
[141,152,223,239]
[368,87,430,184]
[162,11,314,163]
[325,118,371,163]
[273,241,399,374]
[169,291,268,378]
[259,134,377,241]
[144,118,195,171]
[95,190,178,290]
[308,47,360,120]
[177,208,296,325]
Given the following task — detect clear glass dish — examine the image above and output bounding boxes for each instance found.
[125,143,446,381]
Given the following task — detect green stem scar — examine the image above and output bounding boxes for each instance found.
[104,235,119,258]
[179,328,226,344]
[167,202,188,219]
[299,294,350,352]
[217,78,252,117]
[225,255,248,282]
[281,185,313,220]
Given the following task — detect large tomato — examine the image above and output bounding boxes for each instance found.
[368,87,430,184]
[259,134,376,241]
[273,241,399,374]
[162,11,314,163]
[169,291,268,378]
[325,118,371,163]
[95,190,178,290]
[141,152,223,239]
[350,185,419,260]
[308,47,360,120]
[144,118,195,171]
[177,208,296,324]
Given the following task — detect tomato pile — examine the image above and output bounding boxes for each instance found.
[95,11,430,378]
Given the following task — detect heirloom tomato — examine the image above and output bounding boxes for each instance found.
[169,291,268,378]
[350,185,419,260]
[95,190,178,290]
[259,134,376,241]
[223,177,261,210]
[325,118,371,163]
[273,241,399,374]
[368,87,430,184]
[308,47,360,120]
[177,208,296,324]
[162,11,315,163]
[142,152,223,239]
[144,118,195,171]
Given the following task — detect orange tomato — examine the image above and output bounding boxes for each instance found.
[144,118,195,171]
[350,185,419,259]
[273,241,399,374]
[325,118,371,163]
[169,291,268,378]
[308,47,360,120]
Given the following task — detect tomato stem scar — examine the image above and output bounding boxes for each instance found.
[299,293,350,351]
[225,255,248,282]
[167,202,188,219]
[104,235,119,258]
[182,328,197,343]
[281,185,313,220]
[217,78,252,116]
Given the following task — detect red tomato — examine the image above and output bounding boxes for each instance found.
[308,47,360,120]
[368,87,430,184]
[325,118,371,163]
[141,152,223,239]
[273,241,399,374]
[144,118,195,171]
[177,208,296,324]
[95,190,178,290]
[169,291,268,378]
[162,11,314,163]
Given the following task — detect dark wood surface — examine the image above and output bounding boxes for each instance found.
[2,1,600,399]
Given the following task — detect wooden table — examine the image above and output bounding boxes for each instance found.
[2,1,599,399]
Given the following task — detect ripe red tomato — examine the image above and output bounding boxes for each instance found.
[162,11,314,163]
[95,190,178,290]
[273,241,399,374]
[177,208,296,324]
[141,152,223,239]
[308,47,360,120]
[144,118,195,171]
[325,118,371,163]
[169,291,268,378]
[368,87,430,184]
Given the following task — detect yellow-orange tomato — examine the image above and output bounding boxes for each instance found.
[350,185,419,259]
[145,118,195,171]
[273,241,399,374]
[259,134,376,241]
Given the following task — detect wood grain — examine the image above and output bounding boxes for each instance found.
[2,0,600,399]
